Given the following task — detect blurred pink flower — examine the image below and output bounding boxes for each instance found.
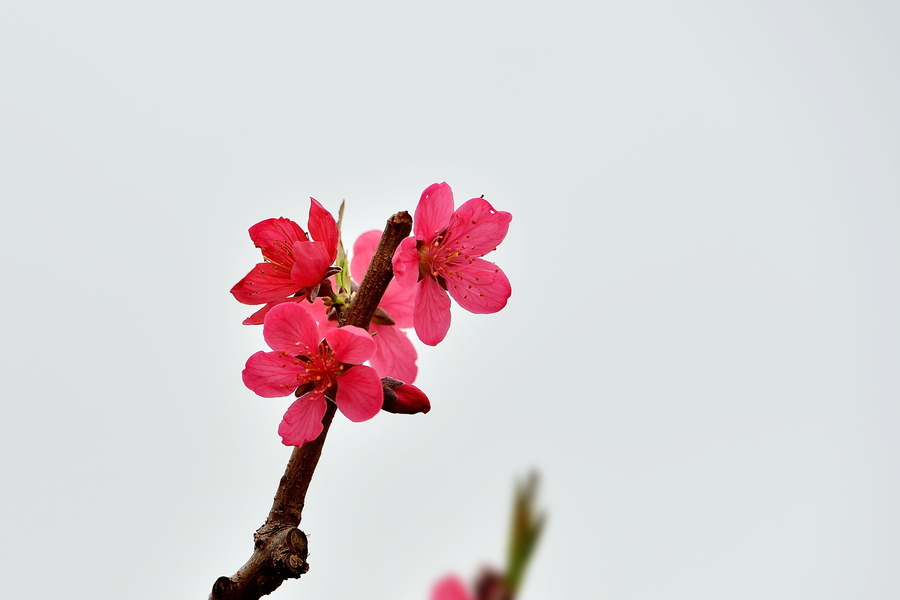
[431,575,475,600]
[393,182,512,346]
[231,199,339,325]
[242,302,382,446]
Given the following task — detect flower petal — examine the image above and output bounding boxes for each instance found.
[414,276,452,346]
[350,230,382,282]
[354,231,415,327]
[290,240,335,288]
[307,198,338,261]
[242,350,308,398]
[335,365,383,422]
[369,324,418,383]
[392,236,420,289]
[431,576,475,600]
[325,325,376,365]
[446,197,512,256]
[248,217,307,264]
[379,281,415,328]
[231,262,299,305]
[445,258,511,314]
[414,182,454,242]
[263,302,321,354]
[293,296,338,338]
[242,297,306,325]
[278,393,327,446]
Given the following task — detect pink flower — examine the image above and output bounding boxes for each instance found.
[431,575,475,600]
[298,230,419,383]
[393,183,512,345]
[242,302,383,447]
[231,199,339,325]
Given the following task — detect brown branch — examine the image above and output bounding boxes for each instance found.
[210,210,413,600]
[339,211,413,329]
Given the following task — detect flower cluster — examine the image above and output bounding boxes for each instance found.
[297,230,419,383]
[233,183,512,446]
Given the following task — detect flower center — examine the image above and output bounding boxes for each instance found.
[418,233,453,278]
[263,237,296,271]
[302,341,343,392]
[418,228,475,282]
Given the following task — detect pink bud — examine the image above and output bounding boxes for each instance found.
[381,377,431,414]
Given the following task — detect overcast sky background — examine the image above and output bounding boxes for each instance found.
[2,1,899,599]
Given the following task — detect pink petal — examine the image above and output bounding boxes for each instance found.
[414,276,452,346]
[248,217,307,264]
[290,240,335,287]
[414,182,455,242]
[263,302,321,354]
[243,302,275,325]
[392,237,421,289]
[293,296,338,338]
[251,296,338,334]
[315,314,339,338]
[445,197,512,256]
[369,324,418,383]
[278,393,328,446]
[445,258,511,314]
[307,198,338,261]
[334,365,383,422]
[350,230,382,282]
[325,326,376,365]
[242,350,308,398]
[379,281,415,328]
[355,231,415,327]
[242,297,305,325]
[431,575,475,600]
[231,262,299,305]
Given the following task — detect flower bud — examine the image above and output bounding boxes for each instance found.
[381,377,431,414]
[475,568,513,600]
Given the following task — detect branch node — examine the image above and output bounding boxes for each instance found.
[285,528,307,553]
[211,576,234,600]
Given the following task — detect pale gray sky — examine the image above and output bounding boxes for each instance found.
[2,1,899,599]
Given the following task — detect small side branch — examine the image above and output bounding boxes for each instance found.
[210,211,412,600]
